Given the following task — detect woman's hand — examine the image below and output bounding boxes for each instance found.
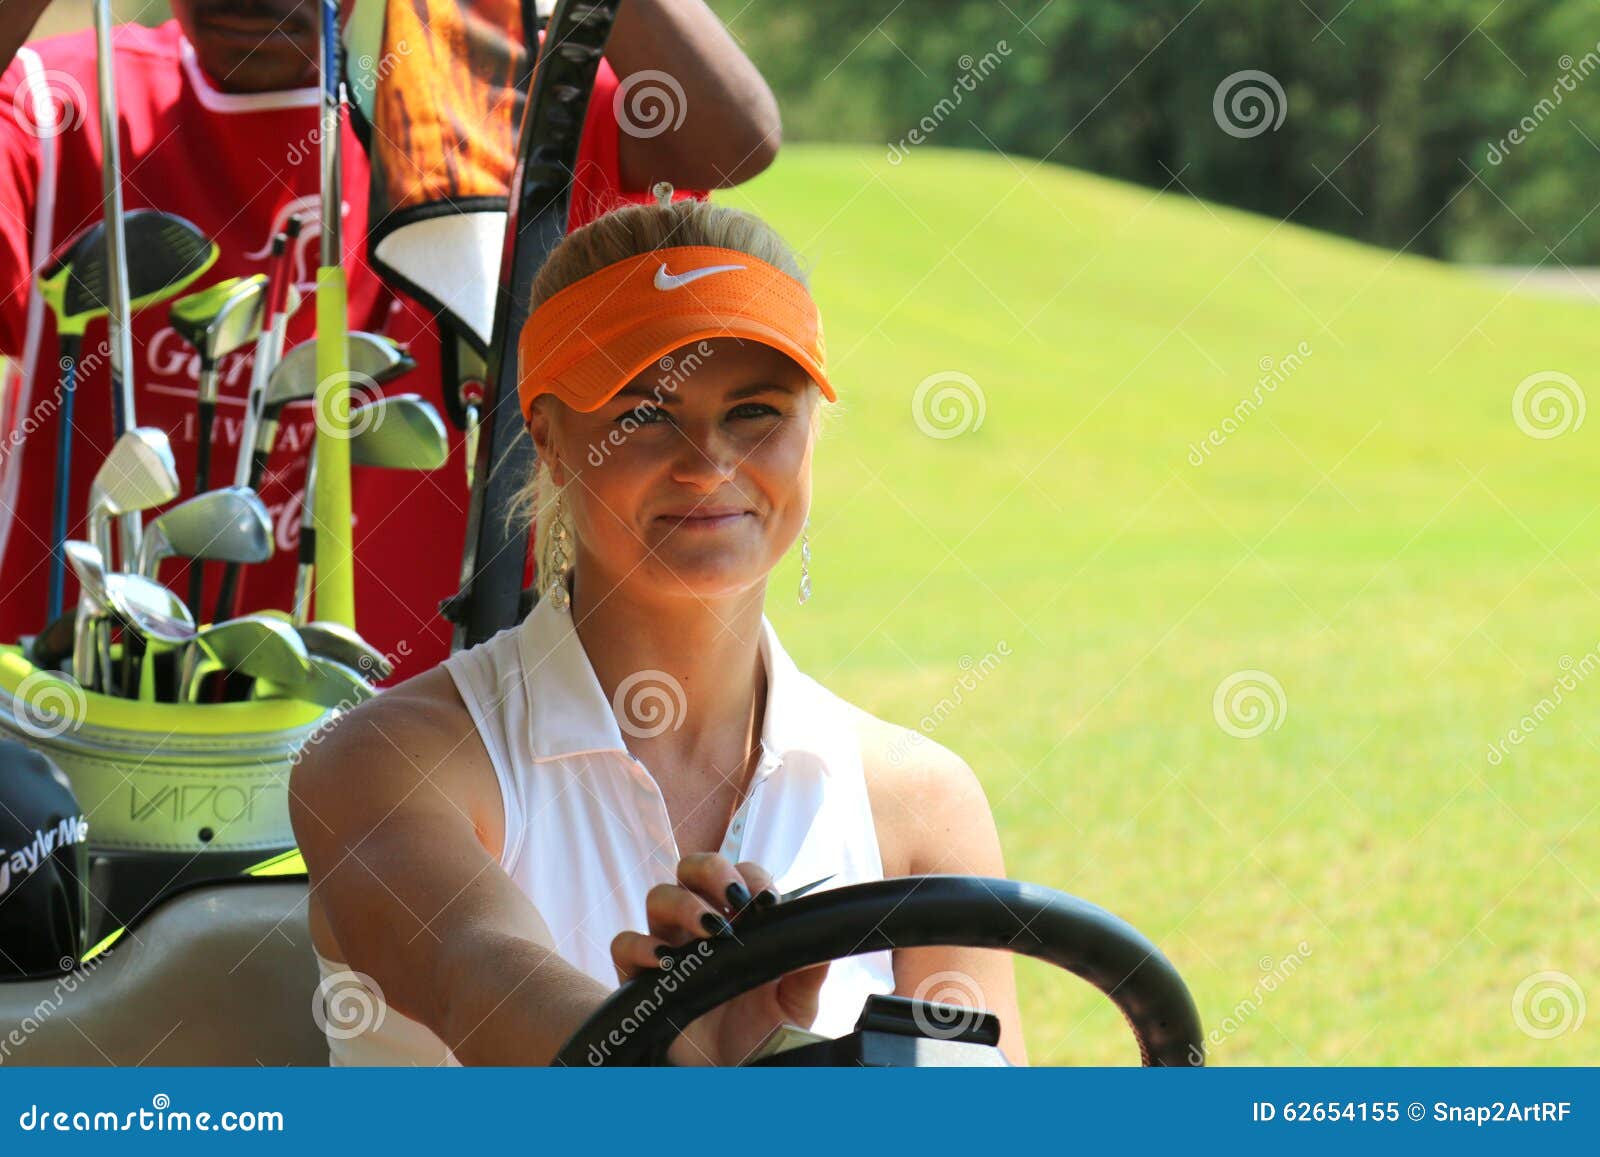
[610,853,830,1066]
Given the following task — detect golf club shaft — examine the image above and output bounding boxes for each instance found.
[313,0,355,628]
[92,0,142,569]
[46,344,79,622]
[185,359,218,616]
[234,230,293,489]
[293,445,318,624]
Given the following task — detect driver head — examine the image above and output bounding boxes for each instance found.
[137,487,273,578]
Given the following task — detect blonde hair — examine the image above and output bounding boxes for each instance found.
[515,184,836,596]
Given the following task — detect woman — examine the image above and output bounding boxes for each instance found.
[290,185,1027,1066]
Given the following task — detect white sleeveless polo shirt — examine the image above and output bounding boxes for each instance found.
[313,593,895,1065]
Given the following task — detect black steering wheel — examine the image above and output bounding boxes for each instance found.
[553,875,1205,1066]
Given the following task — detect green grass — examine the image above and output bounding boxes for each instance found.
[721,143,1600,1065]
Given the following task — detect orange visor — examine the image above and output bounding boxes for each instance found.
[518,245,833,421]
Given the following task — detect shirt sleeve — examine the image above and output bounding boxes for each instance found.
[567,58,708,232]
[0,57,44,358]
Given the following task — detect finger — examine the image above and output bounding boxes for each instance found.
[610,930,674,984]
[775,960,832,1027]
[675,852,753,916]
[645,880,733,942]
[733,860,777,910]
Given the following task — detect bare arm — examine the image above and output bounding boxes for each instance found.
[606,0,781,190]
[288,668,610,1065]
[0,0,50,79]
[861,717,1031,1065]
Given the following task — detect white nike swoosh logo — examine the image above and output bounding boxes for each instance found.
[653,262,746,291]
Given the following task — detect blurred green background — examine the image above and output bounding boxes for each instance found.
[33,1,1596,1063]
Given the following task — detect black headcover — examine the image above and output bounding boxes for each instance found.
[0,739,91,979]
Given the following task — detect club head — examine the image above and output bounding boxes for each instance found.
[295,620,392,680]
[264,332,416,415]
[137,486,273,578]
[87,428,178,561]
[179,614,311,702]
[102,572,196,646]
[63,540,109,688]
[253,654,376,710]
[38,209,218,335]
[349,394,450,471]
[63,540,107,602]
[170,274,268,366]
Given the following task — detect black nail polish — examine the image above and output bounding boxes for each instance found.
[754,888,778,908]
[725,881,752,910]
[701,912,734,937]
[654,944,675,963]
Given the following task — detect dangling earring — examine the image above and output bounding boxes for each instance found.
[797,519,812,605]
[547,489,572,612]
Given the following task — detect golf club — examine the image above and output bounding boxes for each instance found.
[39,209,217,621]
[86,428,178,695]
[127,486,273,697]
[64,540,113,692]
[87,428,179,567]
[253,653,376,710]
[103,570,198,698]
[177,614,311,704]
[294,620,392,681]
[311,0,357,633]
[214,332,415,624]
[291,393,447,625]
[235,217,306,487]
[168,274,268,610]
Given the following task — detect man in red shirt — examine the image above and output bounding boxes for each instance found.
[0,0,780,681]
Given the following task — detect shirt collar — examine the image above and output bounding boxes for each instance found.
[515,593,832,776]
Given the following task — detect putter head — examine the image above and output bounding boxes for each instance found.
[181,614,311,702]
[170,274,268,364]
[41,210,217,337]
[254,654,376,710]
[349,394,450,471]
[296,620,392,680]
[87,428,178,561]
[137,486,273,578]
